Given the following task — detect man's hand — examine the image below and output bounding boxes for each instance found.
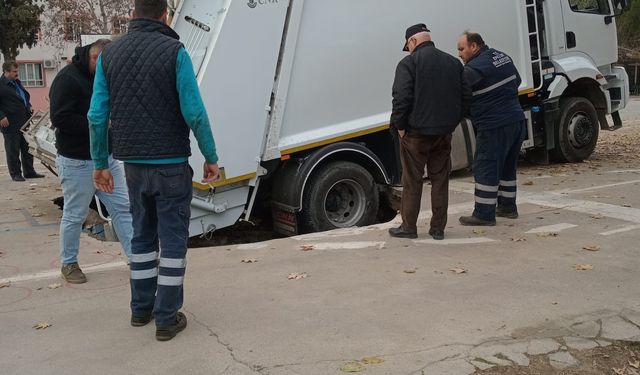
[93,169,114,193]
[398,129,406,139]
[202,162,220,184]
[0,117,9,128]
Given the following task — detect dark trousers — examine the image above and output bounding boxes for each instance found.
[399,133,452,232]
[124,162,193,328]
[472,121,526,221]
[2,131,36,178]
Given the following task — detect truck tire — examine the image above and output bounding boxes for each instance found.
[300,161,379,233]
[551,97,599,163]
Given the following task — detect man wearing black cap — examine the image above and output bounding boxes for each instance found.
[389,24,470,240]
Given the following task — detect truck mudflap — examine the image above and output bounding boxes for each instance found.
[272,201,298,236]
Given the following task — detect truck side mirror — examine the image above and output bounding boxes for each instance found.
[605,0,629,25]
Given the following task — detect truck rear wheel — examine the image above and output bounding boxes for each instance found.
[551,97,599,163]
[300,161,378,233]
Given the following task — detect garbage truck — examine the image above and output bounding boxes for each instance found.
[26,0,631,237]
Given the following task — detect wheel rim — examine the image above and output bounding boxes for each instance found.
[567,111,595,149]
[322,179,367,228]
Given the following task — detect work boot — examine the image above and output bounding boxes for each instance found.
[388,226,418,239]
[429,228,445,240]
[11,175,25,182]
[496,206,519,219]
[24,172,44,179]
[131,313,153,327]
[459,215,496,226]
[61,263,87,284]
[156,312,187,341]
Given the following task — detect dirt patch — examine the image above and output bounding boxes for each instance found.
[475,341,640,375]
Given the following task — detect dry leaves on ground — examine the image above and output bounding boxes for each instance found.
[511,237,527,242]
[241,258,258,263]
[403,268,417,274]
[361,357,384,365]
[0,281,11,289]
[537,232,559,238]
[582,245,601,252]
[473,229,485,235]
[340,362,365,372]
[300,245,314,251]
[575,264,594,271]
[33,322,51,330]
[591,214,604,219]
[288,272,308,280]
[630,360,640,369]
[31,212,45,218]
[449,267,468,274]
[523,181,534,186]
[47,283,62,289]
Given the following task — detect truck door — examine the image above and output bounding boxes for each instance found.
[560,0,617,68]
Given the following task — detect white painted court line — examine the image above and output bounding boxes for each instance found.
[413,237,496,245]
[298,241,386,250]
[526,223,578,234]
[561,179,640,194]
[599,225,640,236]
[1,261,127,285]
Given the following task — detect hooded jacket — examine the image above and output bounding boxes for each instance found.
[50,45,111,160]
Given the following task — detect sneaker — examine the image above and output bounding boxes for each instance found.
[61,263,87,284]
[388,226,418,239]
[429,229,445,240]
[131,313,153,327]
[459,215,496,226]
[496,206,519,219]
[156,312,187,341]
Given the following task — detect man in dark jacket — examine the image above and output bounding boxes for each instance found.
[389,24,471,240]
[89,0,219,341]
[0,61,44,181]
[456,32,526,226]
[49,40,133,284]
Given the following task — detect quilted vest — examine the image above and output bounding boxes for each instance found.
[101,18,191,160]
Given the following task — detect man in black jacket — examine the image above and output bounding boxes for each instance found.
[0,62,44,181]
[49,40,133,284]
[389,24,470,240]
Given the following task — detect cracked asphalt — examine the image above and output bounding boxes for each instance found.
[1,98,639,375]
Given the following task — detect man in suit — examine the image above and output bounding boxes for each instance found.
[0,61,44,181]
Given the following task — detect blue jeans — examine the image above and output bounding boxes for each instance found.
[124,162,192,328]
[57,155,133,265]
[472,121,526,221]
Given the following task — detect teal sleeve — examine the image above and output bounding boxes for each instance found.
[176,48,218,164]
[88,54,111,170]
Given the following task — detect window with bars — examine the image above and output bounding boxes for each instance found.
[18,63,44,87]
[112,17,128,34]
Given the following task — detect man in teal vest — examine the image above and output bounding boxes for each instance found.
[89,0,220,341]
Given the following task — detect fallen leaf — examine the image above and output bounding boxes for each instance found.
[630,360,640,369]
[362,356,384,365]
[29,183,38,187]
[404,268,417,274]
[32,213,44,218]
[511,237,526,242]
[575,264,594,271]
[472,229,485,235]
[582,245,601,252]
[340,362,365,373]
[95,250,104,254]
[300,245,314,252]
[624,204,632,208]
[0,281,11,289]
[449,267,468,274]
[288,272,308,280]
[591,214,604,219]
[613,368,625,375]
[241,258,258,263]
[33,322,51,330]
[47,283,62,289]
[536,232,559,238]
[523,181,534,186]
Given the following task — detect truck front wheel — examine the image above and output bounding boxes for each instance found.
[300,161,379,233]
[551,97,599,163]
